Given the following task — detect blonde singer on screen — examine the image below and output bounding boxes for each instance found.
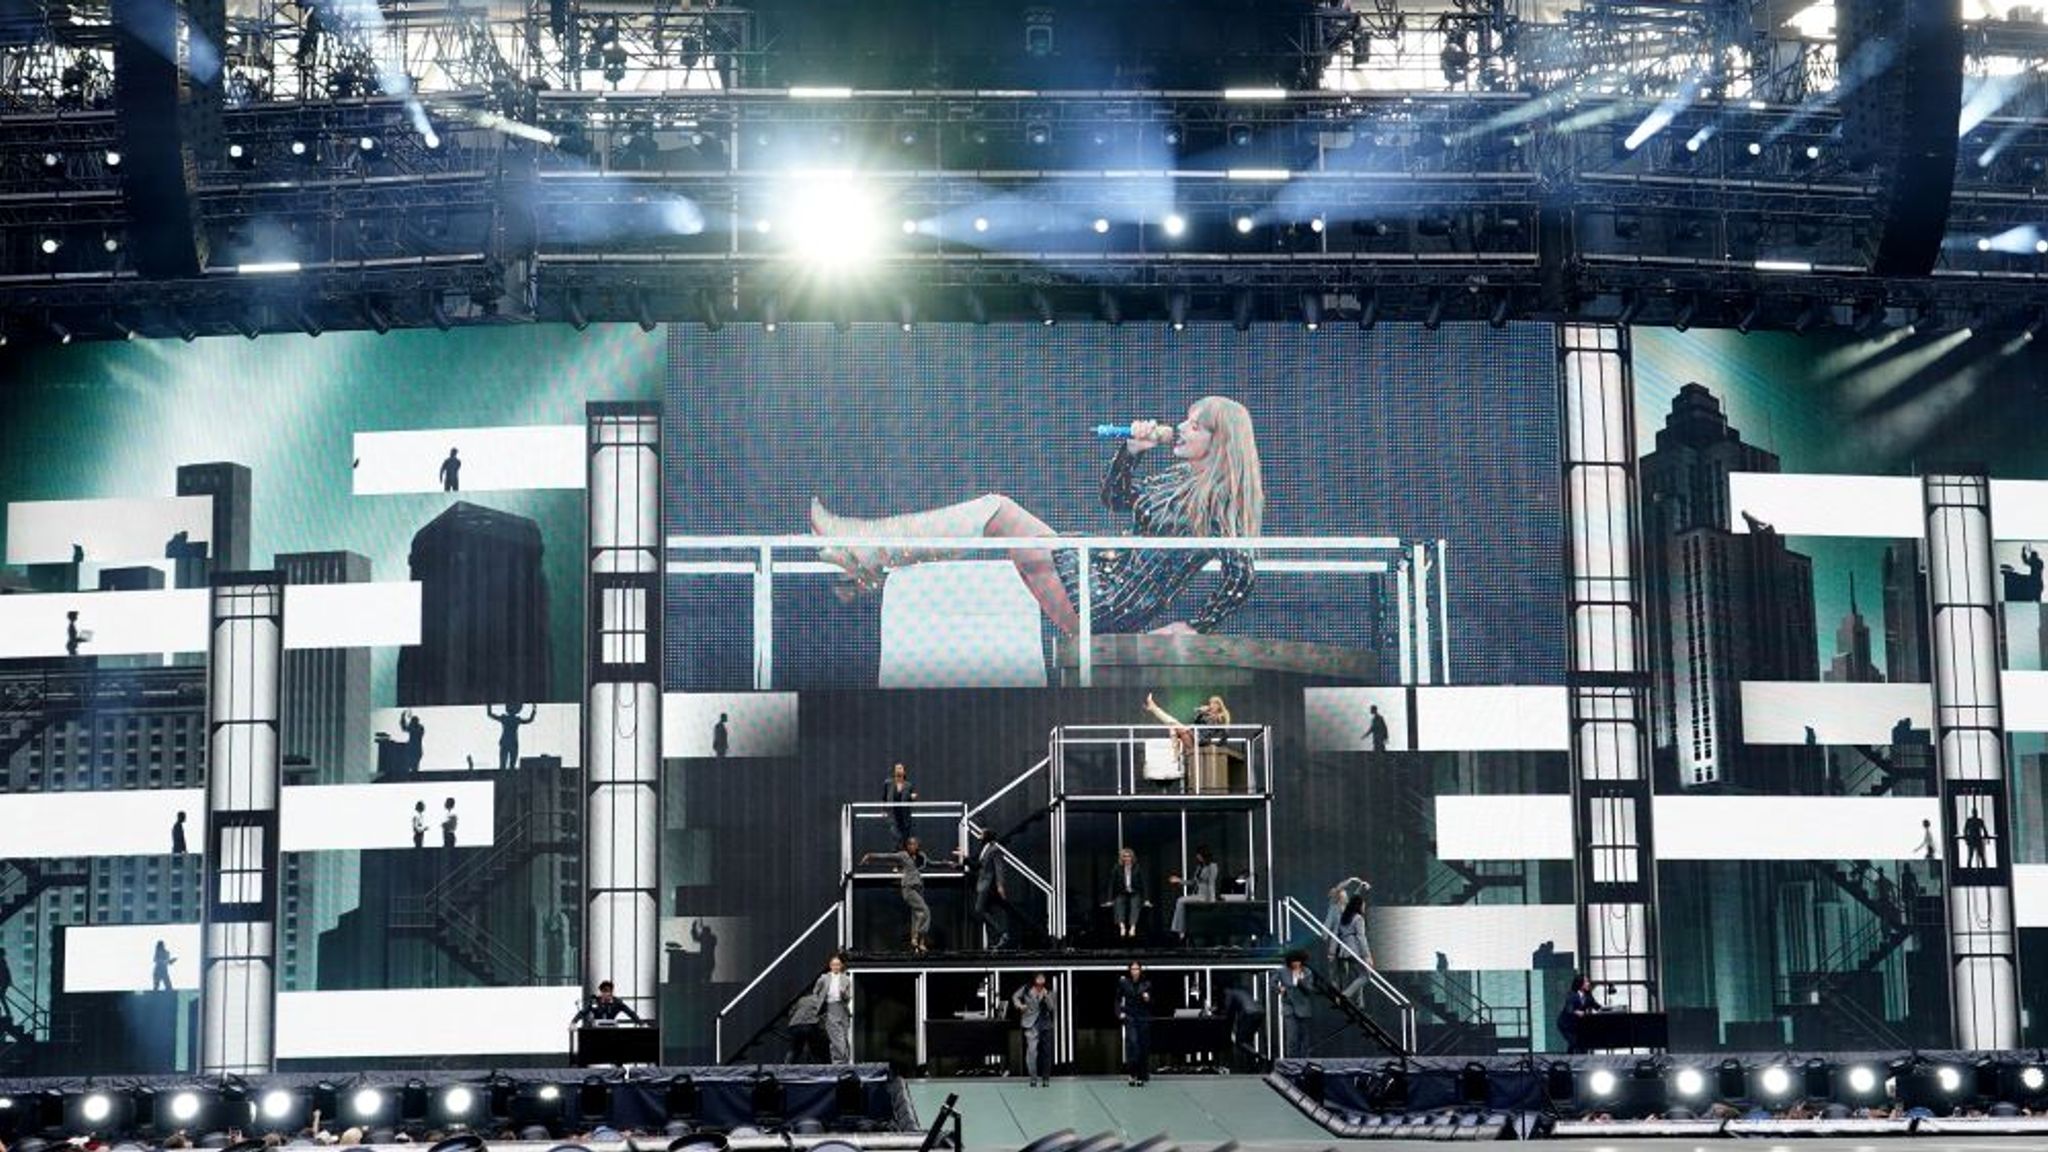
[809,397,1265,635]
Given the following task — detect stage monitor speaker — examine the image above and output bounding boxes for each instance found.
[111,0,224,279]
[1834,0,1963,276]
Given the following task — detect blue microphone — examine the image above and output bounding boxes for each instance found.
[1093,423,1174,441]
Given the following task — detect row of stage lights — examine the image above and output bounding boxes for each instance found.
[1555,1056,2048,1116]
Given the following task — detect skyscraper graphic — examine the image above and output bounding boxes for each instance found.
[174,462,251,577]
[1826,577,1880,684]
[395,502,551,708]
[1640,383,1820,791]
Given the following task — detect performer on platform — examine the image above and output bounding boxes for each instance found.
[809,952,854,1064]
[1322,875,1371,960]
[1142,693,1233,781]
[862,837,936,954]
[1169,845,1220,940]
[882,763,918,848]
[969,826,1012,949]
[1116,961,1153,1086]
[785,985,826,1063]
[571,979,644,1025]
[809,398,1265,637]
[1273,951,1316,1058]
[1012,972,1056,1087]
[1557,973,1602,1054]
[1104,847,1149,940]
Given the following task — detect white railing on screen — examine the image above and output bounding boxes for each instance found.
[664,533,1450,688]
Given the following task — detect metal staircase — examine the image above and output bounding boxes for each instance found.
[388,811,575,986]
[1776,863,1929,1049]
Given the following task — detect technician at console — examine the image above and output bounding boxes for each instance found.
[571,979,644,1025]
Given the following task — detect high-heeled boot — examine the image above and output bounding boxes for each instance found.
[810,495,1002,597]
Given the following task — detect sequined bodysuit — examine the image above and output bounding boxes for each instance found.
[1053,448,1255,633]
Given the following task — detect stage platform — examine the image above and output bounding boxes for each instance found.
[905,1074,1331,1151]
[837,946,1284,971]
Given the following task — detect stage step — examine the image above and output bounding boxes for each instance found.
[906,1074,1330,1152]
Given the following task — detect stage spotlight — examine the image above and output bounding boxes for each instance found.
[291,137,313,160]
[168,1092,202,1124]
[1299,291,1321,331]
[1030,289,1055,326]
[1717,1059,1746,1100]
[1758,1066,1792,1098]
[1845,1065,1880,1096]
[1423,290,1445,331]
[1309,216,1325,234]
[1233,215,1255,235]
[1417,214,1454,238]
[228,142,250,166]
[1586,1069,1617,1098]
[351,1088,385,1120]
[49,319,72,345]
[1802,1059,1831,1100]
[1792,299,1822,335]
[1161,213,1186,238]
[665,1075,697,1120]
[101,231,121,254]
[972,216,989,233]
[900,218,918,235]
[1743,140,1762,158]
[1617,292,1642,326]
[41,150,60,170]
[633,288,656,333]
[783,178,880,268]
[1025,121,1049,146]
[760,293,779,332]
[1231,289,1253,332]
[755,218,773,234]
[578,1077,609,1119]
[1735,300,1761,334]
[1167,288,1188,331]
[833,1071,864,1119]
[1936,1065,1963,1094]
[1488,293,1511,328]
[358,136,377,153]
[2023,1066,2046,1092]
[1803,143,1821,161]
[897,294,916,332]
[1228,122,1253,148]
[259,1090,296,1124]
[698,288,724,333]
[1672,1067,1706,1098]
[1092,217,1110,234]
[1358,289,1379,331]
[963,287,987,325]
[565,290,589,332]
[38,236,59,255]
[104,149,121,167]
[82,1093,113,1124]
[296,304,322,338]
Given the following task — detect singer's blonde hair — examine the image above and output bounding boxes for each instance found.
[1175,396,1265,537]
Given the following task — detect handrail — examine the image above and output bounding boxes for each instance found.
[714,901,841,1064]
[963,757,1049,823]
[1280,895,1416,1053]
[961,818,1055,903]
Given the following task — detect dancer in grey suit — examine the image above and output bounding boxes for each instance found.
[1169,845,1219,939]
[1273,951,1316,1058]
[811,953,854,1064]
[1011,972,1056,1086]
[863,837,935,954]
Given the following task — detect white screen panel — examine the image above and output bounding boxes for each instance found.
[368,703,581,770]
[661,692,799,758]
[1738,681,1934,744]
[1654,796,1939,859]
[2004,671,2048,733]
[2015,865,2048,928]
[1414,686,1569,751]
[352,426,585,495]
[283,583,422,649]
[1369,904,1579,972]
[1304,687,1409,753]
[0,790,203,857]
[1435,794,1574,860]
[1992,480,2048,541]
[0,589,208,658]
[274,986,583,1058]
[1726,473,1922,538]
[279,782,496,851]
[63,923,202,992]
[5,496,213,565]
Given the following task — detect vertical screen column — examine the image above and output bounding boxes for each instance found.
[585,403,663,1023]
[1923,472,2020,1048]
[1559,323,1660,1010]
[199,572,283,1075]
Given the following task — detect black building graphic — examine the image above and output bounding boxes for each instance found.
[395,502,552,708]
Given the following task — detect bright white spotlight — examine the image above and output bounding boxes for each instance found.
[290,140,308,156]
[1746,141,1763,156]
[39,237,59,255]
[423,130,441,150]
[442,1087,474,1115]
[900,219,918,235]
[2036,239,2048,254]
[1233,215,1254,234]
[1673,1068,1705,1097]
[781,178,881,269]
[1804,144,1821,160]
[2022,1066,2046,1091]
[537,1084,561,1101]
[82,1094,113,1123]
[1759,1066,1792,1097]
[1587,1069,1617,1097]
[1309,217,1326,233]
[351,1088,384,1118]
[1979,238,1994,252]
[1162,213,1187,237]
[260,1090,293,1120]
[1937,1066,1963,1094]
[1847,1066,1878,1094]
[1092,218,1110,234]
[0,1096,15,1109]
[229,143,245,159]
[755,218,773,234]
[169,1092,202,1122]
[972,216,989,233]
[358,136,376,153]
[104,149,121,166]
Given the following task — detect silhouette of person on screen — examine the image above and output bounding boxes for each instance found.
[152,940,175,992]
[487,701,537,771]
[1964,807,1990,868]
[1917,818,1938,862]
[2001,545,2044,603]
[713,713,730,758]
[412,800,427,848]
[1364,704,1390,752]
[439,447,462,492]
[399,709,425,772]
[171,811,187,856]
[65,610,83,657]
[442,797,459,847]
